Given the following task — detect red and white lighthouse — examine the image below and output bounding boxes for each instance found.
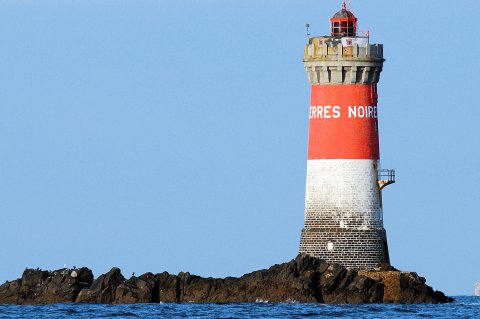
[299,2,395,270]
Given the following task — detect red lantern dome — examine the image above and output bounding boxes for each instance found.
[330,1,357,37]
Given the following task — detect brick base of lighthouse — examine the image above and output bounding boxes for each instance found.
[299,228,389,270]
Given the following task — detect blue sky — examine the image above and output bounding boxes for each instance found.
[0,0,478,296]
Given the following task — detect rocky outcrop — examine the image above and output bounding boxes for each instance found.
[112,272,158,304]
[359,270,452,304]
[164,256,385,303]
[75,267,125,303]
[0,268,93,304]
[0,255,453,304]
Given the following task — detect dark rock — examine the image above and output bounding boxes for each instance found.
[156,254,376,304]
[0,280,22,304]
[345,275,383,304]
[33,268,93,304]
[358,270,454,304]
[113,275,155,304]
[76,267,124,303]
[0,268,93,304]
[398,272,450,304]
[157,271,180,302]
[433,290,454,303]
[0,255,453,305]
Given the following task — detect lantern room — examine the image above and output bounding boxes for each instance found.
[330,1,357,37]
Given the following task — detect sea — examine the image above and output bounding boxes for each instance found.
[0,296,479,319]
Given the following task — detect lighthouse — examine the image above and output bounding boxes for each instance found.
[299,1,395,270]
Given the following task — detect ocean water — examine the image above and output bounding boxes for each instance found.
[0,296,479,319]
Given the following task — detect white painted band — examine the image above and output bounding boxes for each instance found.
[304,159,383,230]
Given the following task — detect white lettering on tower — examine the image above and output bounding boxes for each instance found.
[348,106,378,119]
[310,106,341,119]
[332,106,340,118]
[349,106,357,118]
[309,106,377,119]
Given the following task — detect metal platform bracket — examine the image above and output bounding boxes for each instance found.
[378,169,395,190]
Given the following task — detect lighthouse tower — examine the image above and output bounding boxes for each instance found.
[299,2,395,270]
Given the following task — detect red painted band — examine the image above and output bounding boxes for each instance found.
[308,84,380,160]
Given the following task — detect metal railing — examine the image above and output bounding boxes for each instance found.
[378,169,395,183]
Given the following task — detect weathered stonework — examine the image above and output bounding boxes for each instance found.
[303,37,384,85]
[300,228,388,270]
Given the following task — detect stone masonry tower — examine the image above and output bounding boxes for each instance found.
[299,1,395,270]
